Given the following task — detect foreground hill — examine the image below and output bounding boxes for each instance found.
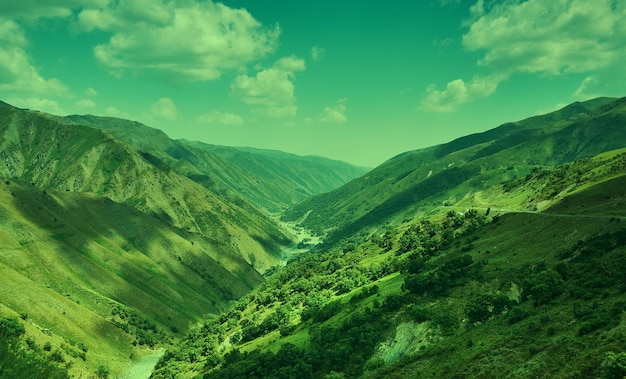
[153,150,626,378]
[283,97,626,244]
[0,100,295,377]
[48,114,367,212]
[0,180,260,376]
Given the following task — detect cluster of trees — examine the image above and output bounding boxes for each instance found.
[153,209,495,377]
[0,317,69,378]
[111,304,169,347]
[154,211,626,378]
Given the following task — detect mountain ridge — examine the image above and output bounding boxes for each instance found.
[44,112,368,213]
[283,96,626,244]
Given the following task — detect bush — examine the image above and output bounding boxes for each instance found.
[601,351,626,379]
[507,306,530,324]
[0,317,25,338]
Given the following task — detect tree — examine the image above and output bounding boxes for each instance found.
[522,269,565,305]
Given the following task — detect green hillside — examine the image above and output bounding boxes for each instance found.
[0,101,294,377]
[0,102,293,272]
[49,114,367,212]
[2,97,625,378]
[179,141,369,212]
[153,153,626,378]
[283,97,626,244]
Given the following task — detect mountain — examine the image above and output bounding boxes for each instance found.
[0,101,294,377]
[153,148,626,378]
[0,102,292,271]
[178,141,370,212]
[47,114,368,212]
[282,97,626,244]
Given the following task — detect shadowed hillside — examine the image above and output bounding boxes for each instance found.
[45,113,368,212]
[0,101,294,377]
[283,97,626,244]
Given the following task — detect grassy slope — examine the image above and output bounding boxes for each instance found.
[51,113,368,213]
[0,179,263,377]
[179,141,370,212]
[0,102,293,271]
[283,97,626,243]
[0,102,299,377]
[153,153,626,378]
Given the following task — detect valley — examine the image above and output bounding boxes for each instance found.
[0,97,625,378]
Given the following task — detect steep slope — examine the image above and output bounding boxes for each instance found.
[0,101,292,377]
[0,102,292,271]
[283,97,626,243]
[180,141,369,212]
[0,180,260,376]
[154,152,626,378]
[50,114,367,212]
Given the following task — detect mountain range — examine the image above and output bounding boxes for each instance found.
[1,97,625,378]
[0,100,364,376]
[283,97,626,244]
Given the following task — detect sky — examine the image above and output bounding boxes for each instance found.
[1,0,626,167]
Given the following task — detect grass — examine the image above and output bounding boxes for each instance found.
[0,179,269,377]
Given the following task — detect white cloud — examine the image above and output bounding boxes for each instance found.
[75,99,97,108]
[78,1,279,82]
[0,18,69,95]
[463,0,626,76]
[320,98,348,123]
[149,97,178,121]
[421,74,503,112]
[310,46,326,62]
[573,75,600,100]
[231,56,305,119]
[0,0,107,20]
[8,97,65,115]
[197,111,244,125]
[85,87,98,97]
[104,106,130,118]
[423,0,626,112]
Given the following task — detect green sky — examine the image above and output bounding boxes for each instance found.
[1,0,625,167]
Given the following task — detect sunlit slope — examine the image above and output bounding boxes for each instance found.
[51,113,367,212]
[0,180,261,377]
[0,102,293,271]
[283,97,626,242]
[154,164,626,378]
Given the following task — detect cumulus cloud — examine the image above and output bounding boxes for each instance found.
[423,0,626,111]
[104,106,130,118]
[0,18,68,95]
[320,98,348,123]
[310,46,326,62]
[0,0,107,20]
[196,110,244,125]
[75,99,97,108]
[77,0,279,82]
[463,0,626,75]
[231,56,305,119]
[149,97,178,121]
[85,87,98,97]
[421,74,503,112]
